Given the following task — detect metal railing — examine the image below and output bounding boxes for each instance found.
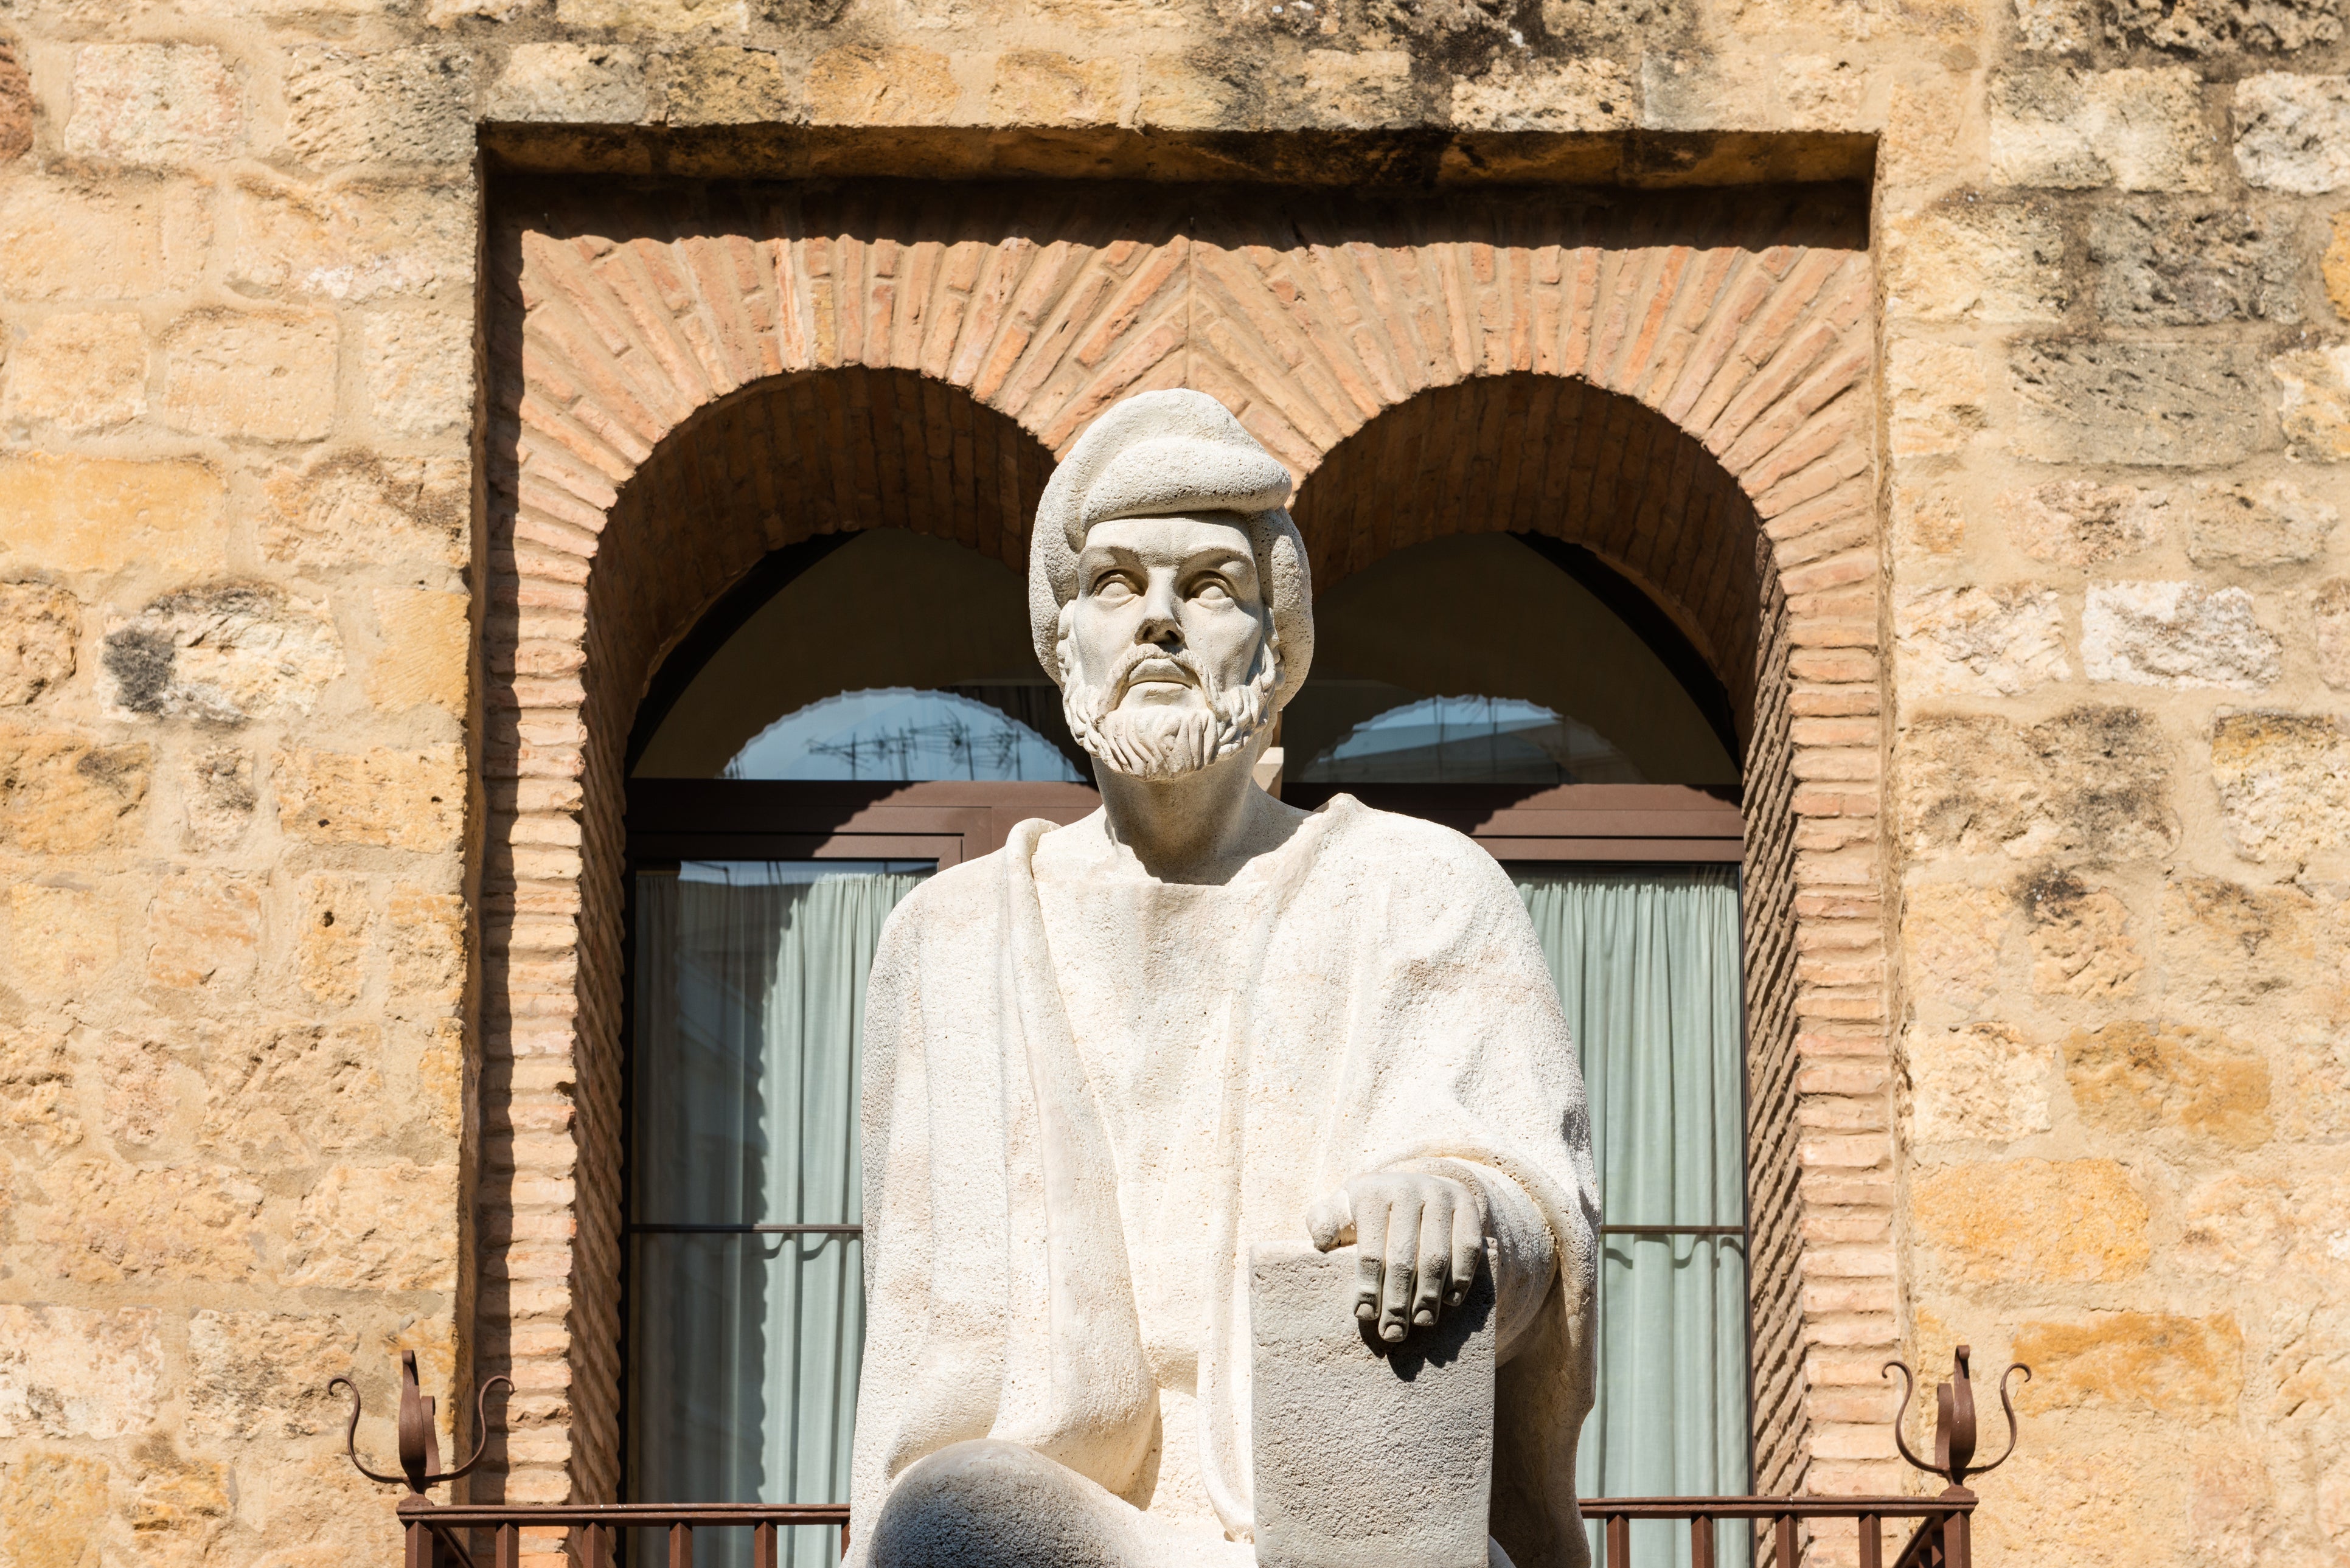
[342,1347,2025,1568]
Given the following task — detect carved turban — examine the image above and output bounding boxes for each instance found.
[1028,389,1316,712]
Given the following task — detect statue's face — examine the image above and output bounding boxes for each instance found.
[1059,513,1279,780]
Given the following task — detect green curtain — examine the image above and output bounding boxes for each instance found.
[1512,867,1748,1567]
[630,861,931,1568]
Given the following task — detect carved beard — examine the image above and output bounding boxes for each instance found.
[1060,634,1279,782]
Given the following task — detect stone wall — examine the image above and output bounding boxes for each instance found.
[0,0,2343,1558]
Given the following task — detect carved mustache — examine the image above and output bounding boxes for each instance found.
[1105,644,1211,700]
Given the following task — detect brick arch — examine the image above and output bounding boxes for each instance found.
[485,187,1890,1514]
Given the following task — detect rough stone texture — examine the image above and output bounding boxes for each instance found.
[2026,872,2143,997]
[1998,480,2167,564]
[0,43,30,165]
[283,47,473,167]
[363,307,473,437]
[0,585,78,707]
[0,734,149,855]
[186,1312,361,1438]
[100,585,344,722]
[1912,1158,2152,1283]
[1901,883,2010,1013]
[1899,706,2176,861]
[1989,67,2216,192]
[2318,579,2350,689]
[1450,58,1639,131]
[487,43,649,122]
[2210,712,2350,861]
[2234,74,2350,194]
[2273,344,2350,459]
[1,313,148,432]
[2065,1021,2273,1150]
[2185,480,2338,569]
[2011,341,2264,467]
[2082,582,2281,691]
[1882,201,2068,324]
[0,1308,163,1440]
[2011,1313,2244,1415]
[159,309,340,443]
[61,44,240,167]
[0,456,226,577]
[1896,585,2070,696]
[2090,204,2300,325]
[225,176,471,302]
[2161,874,2315,1007]
[2329,212,2350,322]
[1907,1023,2056,1142]
[276,744,463,852]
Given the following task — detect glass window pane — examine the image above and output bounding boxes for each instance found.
[725,687,1085,783]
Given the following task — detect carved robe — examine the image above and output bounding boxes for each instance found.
[849,796,1600,1568]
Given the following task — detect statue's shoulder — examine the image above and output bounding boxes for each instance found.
[877,852,1005,942]
[1310,794,1521,899]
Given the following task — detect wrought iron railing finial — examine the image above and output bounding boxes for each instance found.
[1885,1344,2029,1490]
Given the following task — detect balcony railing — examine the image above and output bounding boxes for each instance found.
[341,1348,2024,1568]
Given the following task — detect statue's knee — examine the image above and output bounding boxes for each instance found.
[869,1441,1124,1568]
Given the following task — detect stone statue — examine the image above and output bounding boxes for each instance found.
[849,390,1599,1568]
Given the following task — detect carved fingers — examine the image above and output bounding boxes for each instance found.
[1317,1171,1484,1344]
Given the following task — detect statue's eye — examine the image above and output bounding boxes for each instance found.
[1091,572,1138,602]
[1192,577,1232,603]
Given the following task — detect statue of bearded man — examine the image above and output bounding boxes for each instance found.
[850,390,1599,1568]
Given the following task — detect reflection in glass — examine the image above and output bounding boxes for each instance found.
[725,687,1086,783]
[1293,687,1643,785]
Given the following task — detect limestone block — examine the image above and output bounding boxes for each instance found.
[1882,203,2067,325]
[2026,872,2141,997]
[1899,706,2175,861]
[260,450,468,571]
[0,585,78,707]
[2084,582,2279,691]
[1890,480,1965,557]
[0,42,30,164]
[2210,712,2350,861]
[388,882,465,1004]
[1905,1023,2056,1142]
[1900,881,2009,1011]
[1911,1157,2150,1283]
[160,308,339,443]
[0,182,201,303]
[33,1160,266,1284]
[1885,340,1988,457]
[1250,1243,1494,1568]
[0,1447,110,1568]
[1,311,149,432]
[282,1162,459,1291]
[2185,479,2338,568]
[666,47,799,125]
[431,0,535,19]
[2317,578,2350,689]
[367,588,468,715]
[364,307,473,437]
[276,744,462,852]
[0,1025,83,1154]
[806,46,958,126]
[2112,0,2342,49]
[1028,0,1185,25]
[102,583,344,723]
[0,454,227,577]
[1295,52,1417,128]
[1451,58,1637,131]
[297,871,375,1009]
[6,884,122,1004]
[2011,1313,2244,1415]
[487,43,650,122]
[0,1305,164,1438]
[2013,341,2262,467]
[899,0,1015,29]
[556,0,751,27]
[145,871,262,991]
[1896,585,2070,698]
[2064,1021,2273,1149]
[2012,0,2092,50]
[128,1441,231,1563]
[2234,74,2350,193]
[181,745,255,852]
[188,1310,363,1438]
[2176,1171,2292,1277]
[226,175,473,301]
[1999,480,2167,564]
[1989,67,2215,192]
[2274,344,2350,460]
[62,44,240,166]
[2329,212,2350,323]
[2161,874,2315,1007]
[96,1033,180,1150]
[0,734,148,854]
[202,1022,388,1160]
[2090,204,2299,325]
[988,53,1124,127]
[283,47,475,167]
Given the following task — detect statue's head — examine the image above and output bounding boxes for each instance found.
[1030,391,1315,782]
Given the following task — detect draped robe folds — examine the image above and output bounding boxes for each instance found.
[850,796,1601,1568]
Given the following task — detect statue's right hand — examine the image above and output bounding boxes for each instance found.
[1307,1171,1484,1345]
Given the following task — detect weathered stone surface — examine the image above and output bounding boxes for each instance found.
[367,588,467,714]
[0,1306,163,1439]
[2162,875,2314,1006]
[144,871,262,991]
[283,47,474,166]
[1913,1158,2151,1283]
[2012,1313,2244,1415]
[128,1437,231,1564]
[1885,339,1988,456]
[2089,204,2299,325]
[226,175,472,301]
[671,47,801,124]
[0,42,30,165]
[2083,582,2279,690]
[96,1032,179,1150]
[0,1446,109,1568]
[0,454,227,576]
[0,1026,82,1155]
[2011,341,2262,467]
[1989,67,2215,191]
[2065,1021,2273,1148]
[2317,578,2350,689]
[1891,479,1966,557]
[1882,202,2067,324]
[1296,52,1419,128]
[555,0,749,26]
[2014,0,2093,49]
[1899,706,2176,861]
[2176,1172,2292,1277]
[2273,344,2350,460]
[2210,712,2350,861]
[2112,0,2343,48]
[0,311,148,431]
[180,745,254,853]
[282,1162,459,1291]
[1907,1022,2055,1142]
[2026,872,2142,997]
[62,44,240,165]
[487,43,650,123]
[1998,480,2167,564]
[388,882,464,1005]
[2330,211,2350,322]
[102,583,344,722]
[0,585,78,706]
[987,52,1123,125]
[1451,58,1638,130]
[6,884,121,1004]
[2234,74,2350,193]
[276,745,462,852]
[188,1310,363,1438]
[1896,585,2070,697]
[296,872,375,1009]
[33,1160,266,1284]
[364,308,471,437]
[2185,480,2338,568]
[160,308,340,443]
[806,46,958,124]
[0,184,202,304]
[260,449,468,571]
[0,734,148,854]
[1902,881,2010,1011]
[201,1022,387,1159]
